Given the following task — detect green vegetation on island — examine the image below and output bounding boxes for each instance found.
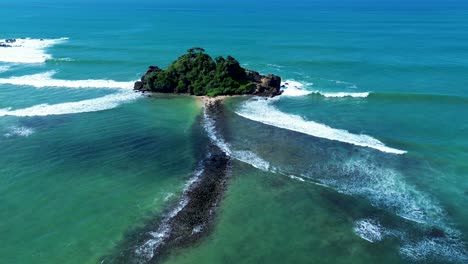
[134,47,282,97]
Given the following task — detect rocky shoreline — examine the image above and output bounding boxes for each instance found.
[147,145,230,264]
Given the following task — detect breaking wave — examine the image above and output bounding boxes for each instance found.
[235,98,406,154]
[314,158,467,262]
[202,99,466,262]
[0,92,140,117]
[280,80,313,96]
[0,71,134,89]
[316,158,444,225]
[321,92,370,98]
[202,104,273,172]
[0,37,68,63]
[280,80,369,98]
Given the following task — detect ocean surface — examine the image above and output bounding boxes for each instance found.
[1,0,467,263]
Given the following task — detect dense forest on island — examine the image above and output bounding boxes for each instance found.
[134,47,281,97]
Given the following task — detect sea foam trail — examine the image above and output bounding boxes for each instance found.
[0,71,135,89]
[281,80,313,96]
[280,80,370,98]
[0,38,68,63]
[235,98,406,154]
[202,100,272,172]
[321,92,370,98]
[135,167,205,262]
[0,92,140,117]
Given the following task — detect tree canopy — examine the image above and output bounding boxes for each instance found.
[143,48,256,96]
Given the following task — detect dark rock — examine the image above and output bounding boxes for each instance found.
[5,39,16,43]
[134,66,163,91]
[0,43,12,48]
[134,81,144,91]
[245,70,282,97]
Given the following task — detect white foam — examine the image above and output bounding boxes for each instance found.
[235,99,406,154]
[0,38,68,63]
[232,150,272,171]
[202,107,273,171]
[135,166,205,261]
[0,92,140,117]
[4,126,35,138]
[315,158,467,262]
[288,175,306,182]
[321,92,370,98]
[317,159,444,225]
[400,237,468,263]
[0,71,134,89]
[353,219,384,242]
[280,80,313,97]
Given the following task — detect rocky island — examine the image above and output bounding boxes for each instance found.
[134,47,282,97]
[103,48,285,263]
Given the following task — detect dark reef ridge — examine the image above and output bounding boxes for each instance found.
[102,98,231,264]
[134,47,282,97]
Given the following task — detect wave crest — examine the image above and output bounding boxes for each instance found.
[0,71,134,89]
[321,92,369,98]
[0,37,68,63]
[0,92,140,117]
[235,98,406,154]
[202,104,272,171]
[280,80,369,98]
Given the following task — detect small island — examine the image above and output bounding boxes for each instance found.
[134,47,282,97]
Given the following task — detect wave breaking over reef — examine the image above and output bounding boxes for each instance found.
[0,92,140,117]
[280,80,370,98]
[202,97,273,172]
[0,71,134,89]
[235,98,406,154]
[0,37,68,63]
[102,99,231,264]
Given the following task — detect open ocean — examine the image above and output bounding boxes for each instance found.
[1,0,467,263]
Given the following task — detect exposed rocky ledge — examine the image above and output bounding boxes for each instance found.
[102,97,231,264]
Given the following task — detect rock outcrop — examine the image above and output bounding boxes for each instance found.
[0,39,17,48]
[134,66,162,92]
[245,70,282,97]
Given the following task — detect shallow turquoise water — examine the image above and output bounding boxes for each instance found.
[1,0,467,263]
